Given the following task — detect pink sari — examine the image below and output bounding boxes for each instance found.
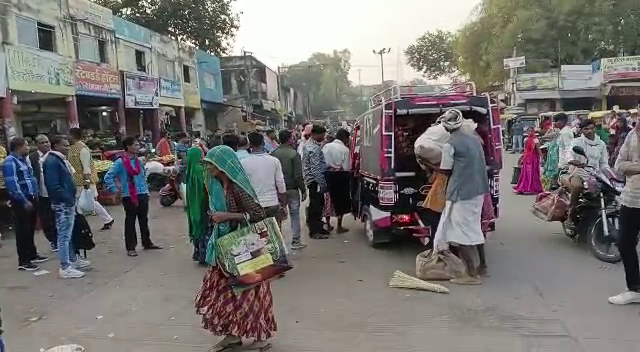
[514,135,543,195]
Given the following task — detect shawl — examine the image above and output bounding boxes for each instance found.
[203,145,259,266]
[185,147,206,242]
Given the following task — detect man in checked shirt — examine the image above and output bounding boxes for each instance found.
[2,137,48,271]
[303,125,330,239]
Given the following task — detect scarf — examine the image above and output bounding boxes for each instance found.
[121,154,142,205]
[186,147,206,242]
[203,145,259,266]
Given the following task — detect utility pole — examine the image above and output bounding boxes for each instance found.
[373,48,391,84]
[357,69,363,101]
[241,49,253,126]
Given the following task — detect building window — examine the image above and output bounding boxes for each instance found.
[77,35,108,63]
[183,65,196,83]
[135,50,146,72]
[204,72,216,90]
[221,72,232,95]
[16,16,56,52]
[158,57,175,79]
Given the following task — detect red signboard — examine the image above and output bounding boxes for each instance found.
[75,62,121,98]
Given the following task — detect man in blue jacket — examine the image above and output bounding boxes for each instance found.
[43,136,89,279]
[104,136,163,257]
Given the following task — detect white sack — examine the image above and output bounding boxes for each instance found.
[414,119,478,166]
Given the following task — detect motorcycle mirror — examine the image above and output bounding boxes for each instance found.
[572,145,587,157]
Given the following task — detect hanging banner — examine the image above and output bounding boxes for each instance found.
[160,78,182,99]
[123,72,159,108]
[75,62,121,98]
[6,46,74,95]
[601,56,640,82]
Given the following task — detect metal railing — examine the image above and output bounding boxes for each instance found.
[368,83,477,109]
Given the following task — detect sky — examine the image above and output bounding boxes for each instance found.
[231,0,480,86]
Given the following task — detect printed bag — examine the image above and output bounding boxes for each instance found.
[531,189,569,222]
[216,217,292,288]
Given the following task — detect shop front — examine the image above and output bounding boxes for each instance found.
[122,72,159,139]
[75,61,124,138]
[4,45,76,140]
[598,56,640,109]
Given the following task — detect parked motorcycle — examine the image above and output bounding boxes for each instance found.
[561,146,624,263]
[159,168,181,207]
[145,160,170,192]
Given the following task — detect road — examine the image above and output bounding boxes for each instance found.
[1,154,639,351]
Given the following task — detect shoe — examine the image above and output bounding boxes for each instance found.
[291,242,307,250]
[100,220,115,231]
[72,259,91,269]
[18,263,39,271]
[59,267,85,279]
[608,290,640,305]
[127,250,139,257]
[50,243,58,252]
[32,255,49,264]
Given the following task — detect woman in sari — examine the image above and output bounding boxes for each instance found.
[186,147,210,265]
[194,146,276,351]
[514,127,543,194]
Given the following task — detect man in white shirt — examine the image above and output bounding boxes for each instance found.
[29,134,57,251]
[322,128,352,233]
[242,132,287,226]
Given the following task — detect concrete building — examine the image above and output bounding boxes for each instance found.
[114,17,158,139]
[594,56,640,110]
[196,49,224,134]
[151,31,184,134]
[0,0,77,140]
[179,43,201,135]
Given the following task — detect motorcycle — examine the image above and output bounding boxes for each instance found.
[159,168,181,207]
[561,145,624,263]
[145,160,171,192]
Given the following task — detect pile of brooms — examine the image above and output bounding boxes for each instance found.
[388,270,449,294]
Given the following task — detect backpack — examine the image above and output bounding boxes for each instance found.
[72,213,95,258]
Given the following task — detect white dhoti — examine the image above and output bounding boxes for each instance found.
[433,194,486,251]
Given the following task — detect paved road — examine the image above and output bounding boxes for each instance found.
[1,154,639,351]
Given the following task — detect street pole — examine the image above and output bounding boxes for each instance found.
[373,48,391,84]
[510,46,517,106]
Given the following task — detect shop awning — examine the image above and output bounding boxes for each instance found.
[518,89,601,100]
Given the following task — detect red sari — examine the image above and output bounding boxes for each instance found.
[513,133,543,194]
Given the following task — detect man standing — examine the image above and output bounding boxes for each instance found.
[272,130,307,249]
[611,121,640,304]
[303,125,329,239]
[175,132,190,182]
[242,132,287,224]
[105,136,162,257]
[236,136,250,160]
[433,110,489,285]
[322,128,351,233]
[29,134,57,251]
[263,129,279,153]
[68,128,114,230]
[3,137,48,271]
[511,118,524,153]
[44,136,90,279]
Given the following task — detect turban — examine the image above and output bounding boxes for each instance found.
[438,109,463,130]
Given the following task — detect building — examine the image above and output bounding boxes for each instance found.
[220,55,282,131]
[196,49,224,134]
[594,56,640,110]
[151,31,184,135]
[179,43,201,134]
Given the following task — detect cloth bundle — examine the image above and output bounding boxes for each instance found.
[414,118,478,166]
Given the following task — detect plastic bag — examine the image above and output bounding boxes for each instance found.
[416,249,466,281]
[77,189,95,214]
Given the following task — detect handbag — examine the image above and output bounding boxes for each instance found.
[531,189,569,222]
[72,213,95,258]
[216,217,292,288]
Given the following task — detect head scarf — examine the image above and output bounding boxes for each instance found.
[202,145,259,265]
[438,109,463,130]
[185,147,206,242]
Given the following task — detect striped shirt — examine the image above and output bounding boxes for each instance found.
[2,153,38,204]
[615,130,640,208]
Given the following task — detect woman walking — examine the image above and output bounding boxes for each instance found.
[514,127,543,195]
[185,147,210,265]
[194,146,276,351]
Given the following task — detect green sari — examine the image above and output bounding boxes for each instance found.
[186,147,207,242]
[203,145,259,266]
[541,134,560,191]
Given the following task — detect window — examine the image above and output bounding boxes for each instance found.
[158,57,175,79]
[77,35,108,63]
[135,50,146,72]
[204,72,216,90]
[16,16,56,52]
[221,72,232,94]
[183,65,191,83]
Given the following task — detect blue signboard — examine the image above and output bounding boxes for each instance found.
[196,50,223,104]
[114,17,151,47]
[160,78,182,99]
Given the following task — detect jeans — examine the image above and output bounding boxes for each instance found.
[306,182,325,234]
[512,134,524,152]
[122,194,152,251]
[12,197,38,265]
[52,204,76,269]
[619,206,640,292]
[0,335,4,352]
[38,196,57,246]
[286,189,302,244]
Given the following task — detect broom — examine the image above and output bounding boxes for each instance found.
[389,270,450,294]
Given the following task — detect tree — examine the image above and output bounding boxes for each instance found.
[95,0,239,55]
[405,30,458,79]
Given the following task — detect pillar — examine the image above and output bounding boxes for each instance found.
[66,96,79,128]
[117,99,127,135]
[178,106,187,132]
[1,89,16,141]
[151,109,161,144]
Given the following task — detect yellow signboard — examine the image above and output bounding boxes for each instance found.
[183,82,201,108]
[6,46,74,95]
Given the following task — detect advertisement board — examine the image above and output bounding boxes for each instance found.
[160,78,182,99]
[68,0,114,29]
[516,72,558,91]
[123,72,159,108]
[75,62,121,98]
[601,56,640,82]
[6,46,74,95]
